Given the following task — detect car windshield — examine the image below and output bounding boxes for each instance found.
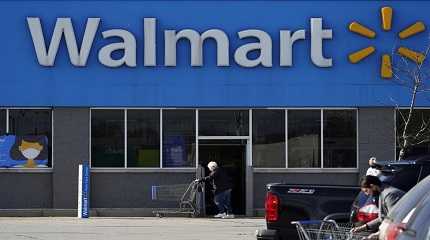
[387,175,430,222]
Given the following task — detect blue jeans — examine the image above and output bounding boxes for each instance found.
[214,189,232,214]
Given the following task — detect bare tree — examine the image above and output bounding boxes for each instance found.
[390,39,430,160]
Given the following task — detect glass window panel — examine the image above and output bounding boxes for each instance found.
[323,110,357,168]
[127,110,160,167]
[8,109,52,168]
[397,109,430,158]
[199,110,249,136]
[163,110,195,167]
[91,110,124,167]
[252,110,285,168]
[0,109,5,135]
[0,110,6,168]
[288,110,321,168]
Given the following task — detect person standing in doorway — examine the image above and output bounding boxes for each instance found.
[197,161,234,218]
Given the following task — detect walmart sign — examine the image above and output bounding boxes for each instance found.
[27,17,332,68]
[0,1,429,107]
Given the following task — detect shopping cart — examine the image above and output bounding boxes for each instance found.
[152,180,203,217]
[291,220,371,240]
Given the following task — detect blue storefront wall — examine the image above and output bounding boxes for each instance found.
[0,1,429,107]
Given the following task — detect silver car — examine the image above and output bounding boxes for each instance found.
[379,175,430,240]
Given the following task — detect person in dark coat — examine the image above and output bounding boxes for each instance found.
[198,161,234,218]
[351,175,405,239]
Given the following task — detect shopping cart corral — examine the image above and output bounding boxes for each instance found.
[291,220,371,240]
[152,180,204,217]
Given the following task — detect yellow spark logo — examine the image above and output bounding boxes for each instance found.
[348,6,426,79]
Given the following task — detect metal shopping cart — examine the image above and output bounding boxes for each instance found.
[291,220,371,240]
[152,180,204,217]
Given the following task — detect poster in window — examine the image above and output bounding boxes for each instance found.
[0,135,48,168]
[163,136,186,167]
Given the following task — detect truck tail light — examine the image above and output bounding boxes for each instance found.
[386,223,406,240]
[265,192,279,222]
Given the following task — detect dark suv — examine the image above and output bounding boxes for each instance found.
[378,155,430,191]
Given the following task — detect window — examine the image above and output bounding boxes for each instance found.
[9,109,51,137]
[90,109,197,168]
[127,110,160,167]
[323,110,357,168]
[163,110,195,167]
[91,110,125,167]
[397,109,430,157]
[8,109,52,168]
[252,110,285,167]
[199,110,249,136]
[286,109,357,169]
[0,109,5,135]
[88,108,358,169]
[288,110,321,168]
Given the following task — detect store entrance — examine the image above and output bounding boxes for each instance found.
[198,139,246,215]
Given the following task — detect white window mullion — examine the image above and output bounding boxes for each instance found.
[51,108,55,169]
[88,108,93,168]
[321,109,324,169]
[249,109,252,167]
[89,109,92,168]
[5,109,9,133]
[124,109,127,168]
[357,109,360,169]
[285,109,288,168]
[160,109,163,168]
[195,109,199,168]
[393,108,397,161]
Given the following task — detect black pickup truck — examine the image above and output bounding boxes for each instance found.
[256,155,430,240]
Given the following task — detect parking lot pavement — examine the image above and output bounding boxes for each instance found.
[0,217,265,240]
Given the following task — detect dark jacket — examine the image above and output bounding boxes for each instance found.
[366,185,405,231]
[202,167,232,195]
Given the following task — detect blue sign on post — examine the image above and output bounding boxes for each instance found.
[78,163,90,218]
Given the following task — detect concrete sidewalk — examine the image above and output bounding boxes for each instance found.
[0,217,265,240]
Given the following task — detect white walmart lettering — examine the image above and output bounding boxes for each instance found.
[27,17,333,68]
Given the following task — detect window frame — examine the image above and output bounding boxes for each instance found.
[0,108,6,135]
[254,108,359,171]
[286,108,322,168]
[90,108,126,168]
[126,109,161,168]
[162,108,197,169]
[90,108,197,170]
[198,109,250,136]
[0,107,54,171]
[251,109,286,168]
[322,109,358,169]
[89,108,358,172]
[394,107,430,159]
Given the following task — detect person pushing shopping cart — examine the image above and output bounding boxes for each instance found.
[196,161,234,219]
[292,175,405,240]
